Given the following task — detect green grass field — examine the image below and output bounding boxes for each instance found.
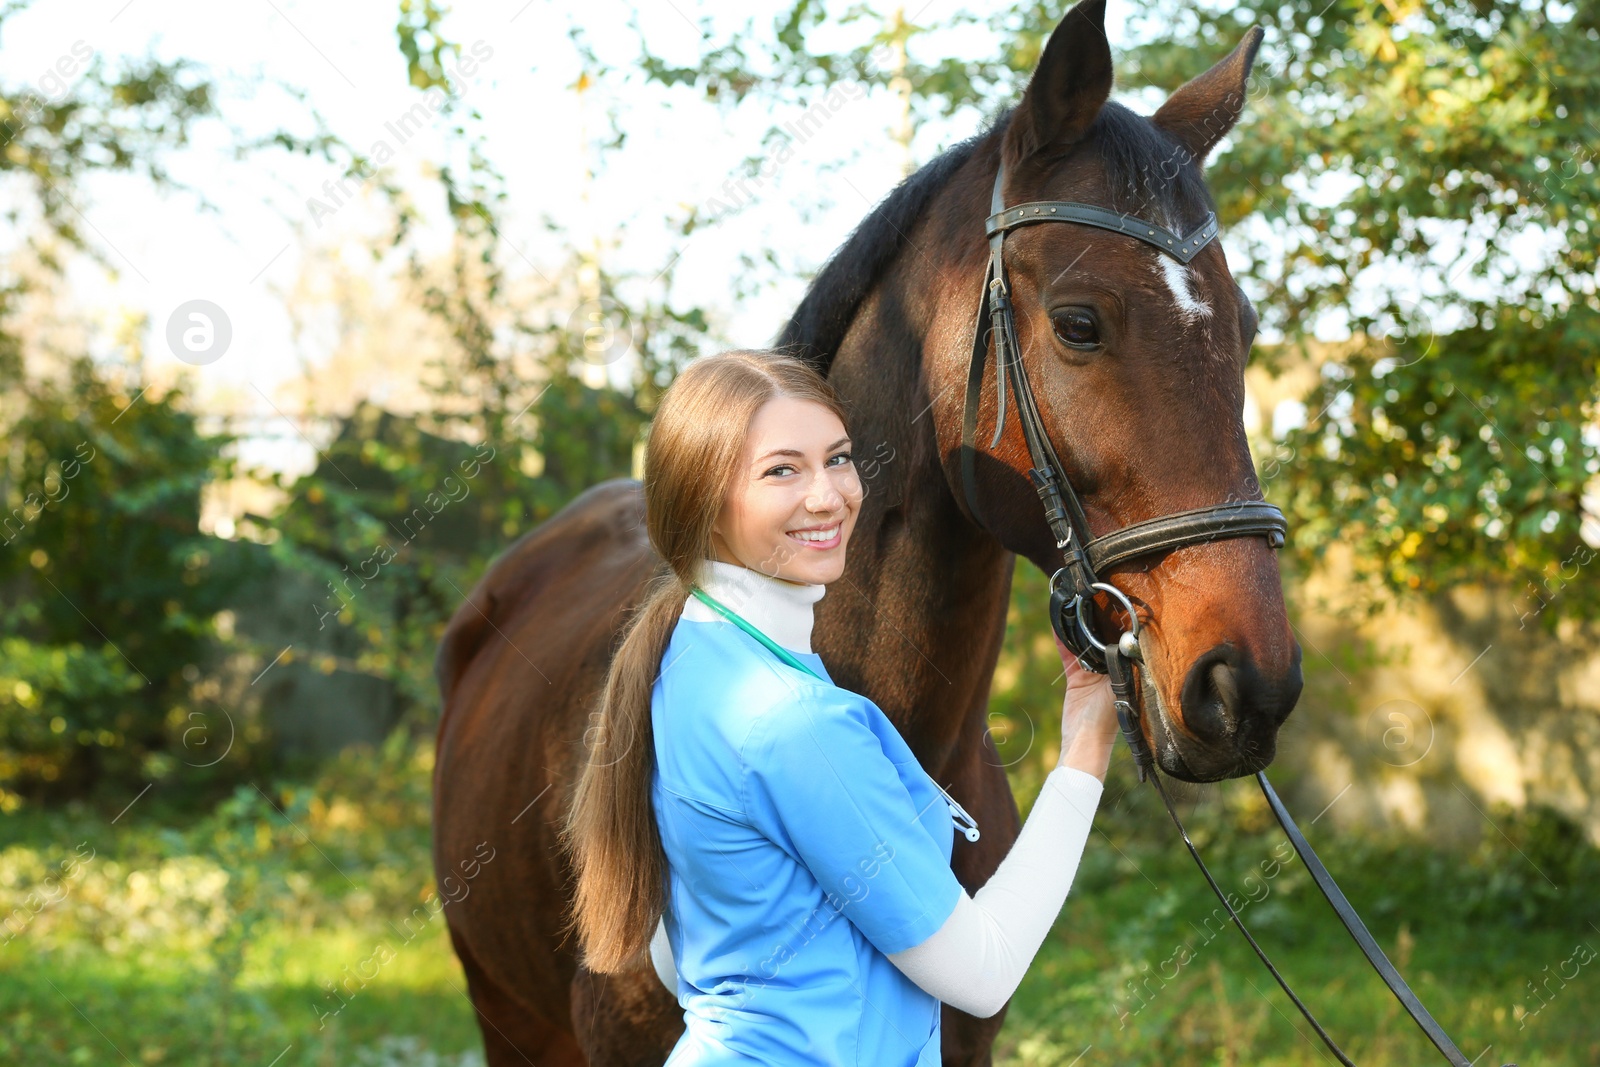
[1,731,1594,1066]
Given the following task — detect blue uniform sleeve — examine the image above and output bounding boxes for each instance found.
[740,688,964,957]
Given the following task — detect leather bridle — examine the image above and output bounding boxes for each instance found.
[959,159,1287,674]
[956,157,1502,1067]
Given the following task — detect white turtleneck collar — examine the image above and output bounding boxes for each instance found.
[680,557,827,654]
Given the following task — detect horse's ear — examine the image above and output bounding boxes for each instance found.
[1002,0,1113,169]
[1151,27,1265,165]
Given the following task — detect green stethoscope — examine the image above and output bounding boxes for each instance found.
[689,585,981,843]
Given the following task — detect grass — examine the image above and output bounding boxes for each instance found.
[1,728,1595,1066]
[995,836,1597,1066]
[986,751,1600,1067]
[1,932,480,1065]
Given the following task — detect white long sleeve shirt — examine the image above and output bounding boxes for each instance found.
[649,559,1103,1018]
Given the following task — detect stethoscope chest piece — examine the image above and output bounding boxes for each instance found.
[934,779,981,843]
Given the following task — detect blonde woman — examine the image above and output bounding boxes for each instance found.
[559,349,1119,1065]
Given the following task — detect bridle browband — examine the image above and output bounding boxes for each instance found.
[955,156,1500,1067]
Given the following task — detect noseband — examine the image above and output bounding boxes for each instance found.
[954,157,1499,1067]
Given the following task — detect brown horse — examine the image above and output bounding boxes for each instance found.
[432,1,1300,1062]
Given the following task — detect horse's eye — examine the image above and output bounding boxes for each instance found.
[1051,308,1101,349]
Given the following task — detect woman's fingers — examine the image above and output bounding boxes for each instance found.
[1053,631,1088,682]
[1054,632,1102,692]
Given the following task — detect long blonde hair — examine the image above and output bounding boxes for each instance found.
[556,348,851,974]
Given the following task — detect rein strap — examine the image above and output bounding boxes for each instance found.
[956,151,1499,1066]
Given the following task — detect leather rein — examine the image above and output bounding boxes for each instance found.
[957,158,1503,1067]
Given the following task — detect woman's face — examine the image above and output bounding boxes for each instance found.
[710,395,862,586]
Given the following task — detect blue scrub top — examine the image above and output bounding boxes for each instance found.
[651,609,965,1066]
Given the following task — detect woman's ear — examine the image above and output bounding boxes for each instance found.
[707,525,733,565]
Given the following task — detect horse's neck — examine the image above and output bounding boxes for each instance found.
[815,286,1014,775]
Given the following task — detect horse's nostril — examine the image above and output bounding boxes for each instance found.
[1180,652,1240,745]
[1209,660,1240,726]
[1276,643,1305,726]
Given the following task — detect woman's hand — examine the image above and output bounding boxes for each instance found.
[1053,633,1121,782]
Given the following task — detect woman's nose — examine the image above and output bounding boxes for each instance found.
[808,473,845,511]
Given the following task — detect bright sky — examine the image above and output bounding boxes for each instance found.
[0,2,987,473]
[0,0,1512,481]
[0,2,1004,393]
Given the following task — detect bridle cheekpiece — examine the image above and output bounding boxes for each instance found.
[958,158,1287,676]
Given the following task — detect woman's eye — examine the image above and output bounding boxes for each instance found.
[1051,308,1101,349]
[766,453,852,477]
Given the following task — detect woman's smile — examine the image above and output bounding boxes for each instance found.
[710,394,864,585]
[787,523,842,549]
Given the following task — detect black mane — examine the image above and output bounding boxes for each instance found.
[773,100,1213,375]
[1089,100,1215,226]
[771,128,986,373]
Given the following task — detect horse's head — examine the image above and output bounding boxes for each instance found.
[938,0,1300,782]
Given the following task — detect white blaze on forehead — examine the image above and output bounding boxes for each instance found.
[1156,255,1212,323]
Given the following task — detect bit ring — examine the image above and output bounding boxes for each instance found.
[1073,581,1140,652]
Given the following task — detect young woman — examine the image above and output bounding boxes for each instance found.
[559,349,1120,1065]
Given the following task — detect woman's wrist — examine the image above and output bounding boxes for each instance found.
[1056,731,1116,781]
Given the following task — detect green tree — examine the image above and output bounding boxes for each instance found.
[235,8,714,731]
[1127,0,1600,620]
[0,0,347,801]
[626,0,1600,622]
[0,355,266,800]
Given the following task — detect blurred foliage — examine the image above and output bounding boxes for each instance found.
[628,0,1600,625]
[0,732,475,1063]
[0,354,270,804]
[0,36,215,274]
[395,0,458,95]
[252,387,615,714]
[1127,0,1600,622]
[257,403,522,714]
[0,0,713,804]
[0,0,376,803]
[628,0,1035,122]
[1,727,1594,1062]
[246,7,712,733]
[0,0,344,274]
[1271,316,1596,617]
